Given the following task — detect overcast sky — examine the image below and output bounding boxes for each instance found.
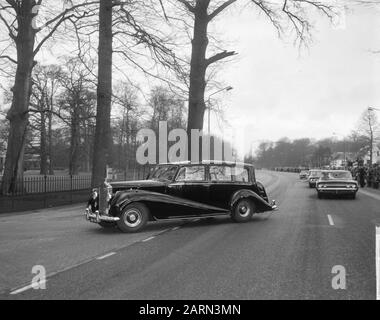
[208,2,380,153]
[1,1,379,157]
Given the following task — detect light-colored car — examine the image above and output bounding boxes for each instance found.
[316,170,358,199]
[308,169,322,188]
[299,170,309,180]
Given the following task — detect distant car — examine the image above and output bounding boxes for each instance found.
[299,170,309,180]
[316,170,358,199]
[85,161,278,233]
[308,169,322,188]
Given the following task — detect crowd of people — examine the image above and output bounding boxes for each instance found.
[350,164,380,189]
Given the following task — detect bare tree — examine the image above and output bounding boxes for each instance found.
[90,0,184,187]
[174,0,337,137]
[29,64,62,175]
[0,0,98,194]
[113,81,144,170]
[356,108,379,165]
[58,57,96,175]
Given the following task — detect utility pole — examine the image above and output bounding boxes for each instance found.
[368,107,380,165]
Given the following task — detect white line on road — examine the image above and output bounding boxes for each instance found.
[172,226,180,231]
[10,280,47,295]
[96,252,116,260]
[327,215,335,226]
[376,226,380,300]
[142,236,155,242]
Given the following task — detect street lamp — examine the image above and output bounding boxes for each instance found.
[207,86,233,135]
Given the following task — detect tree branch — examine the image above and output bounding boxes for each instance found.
[206,50,237,66]
[0,55,16,64]
[177,0,195,13]
[208,0,237,21]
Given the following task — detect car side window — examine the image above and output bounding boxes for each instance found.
[233,167,249,182]
[210,165,232,182]
[176,166,205,182]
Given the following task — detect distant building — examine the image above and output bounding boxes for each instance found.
[362,144,380,165]
[330,152,355,168]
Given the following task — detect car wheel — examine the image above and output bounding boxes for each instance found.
[99,221,116,228]
[351,193,356,200]
[117,203,149,233]
[318,192,323,199]
[231,199,255,223]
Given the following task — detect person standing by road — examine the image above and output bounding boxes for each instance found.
[358,166,366,188]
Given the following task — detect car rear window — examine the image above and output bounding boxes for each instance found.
[210,166,249,182]
[176,166,205,182]
[210,166,232,181]
[233,167,249,182]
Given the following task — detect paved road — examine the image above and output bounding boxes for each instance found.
[1,171,379,300]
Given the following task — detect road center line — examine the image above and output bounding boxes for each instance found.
[10,280,47,295]
[327,214,335,226]
[142,236,155,242]
[96,252,116,260]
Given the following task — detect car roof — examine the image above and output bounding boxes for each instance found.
[157,161,254,167]
[321,170,350,173]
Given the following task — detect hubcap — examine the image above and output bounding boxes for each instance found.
[124,209,142,228]
[238,201,251,217]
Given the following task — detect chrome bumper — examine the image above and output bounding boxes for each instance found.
[317,187,357,193]
[84,209,120,224]
[271,200,279,211]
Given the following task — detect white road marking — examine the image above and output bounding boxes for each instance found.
[172,226,180,231]
[327,215,335,226]
[96,252,116,260]
[376,226,380,300]
[10,280,47,295]
[142,236,155,242]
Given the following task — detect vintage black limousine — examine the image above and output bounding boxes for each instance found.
[85,161,278,233]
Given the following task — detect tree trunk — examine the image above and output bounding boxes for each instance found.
[1,1,37,194]
[69,105,81,175]
[48,89,54,175]
[91,0,113,187]
[186,1,210,137]
[40,108,48,175]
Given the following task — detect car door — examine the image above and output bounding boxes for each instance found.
[166,165,210,217]
[208,165,235,209]
[208,165,251,209]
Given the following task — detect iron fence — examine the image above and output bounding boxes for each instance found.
[0,165,151,214]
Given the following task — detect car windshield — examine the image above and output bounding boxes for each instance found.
[321,171,353,180]
[150,165,178,181]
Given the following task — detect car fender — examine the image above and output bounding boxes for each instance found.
[230,189,274,213]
